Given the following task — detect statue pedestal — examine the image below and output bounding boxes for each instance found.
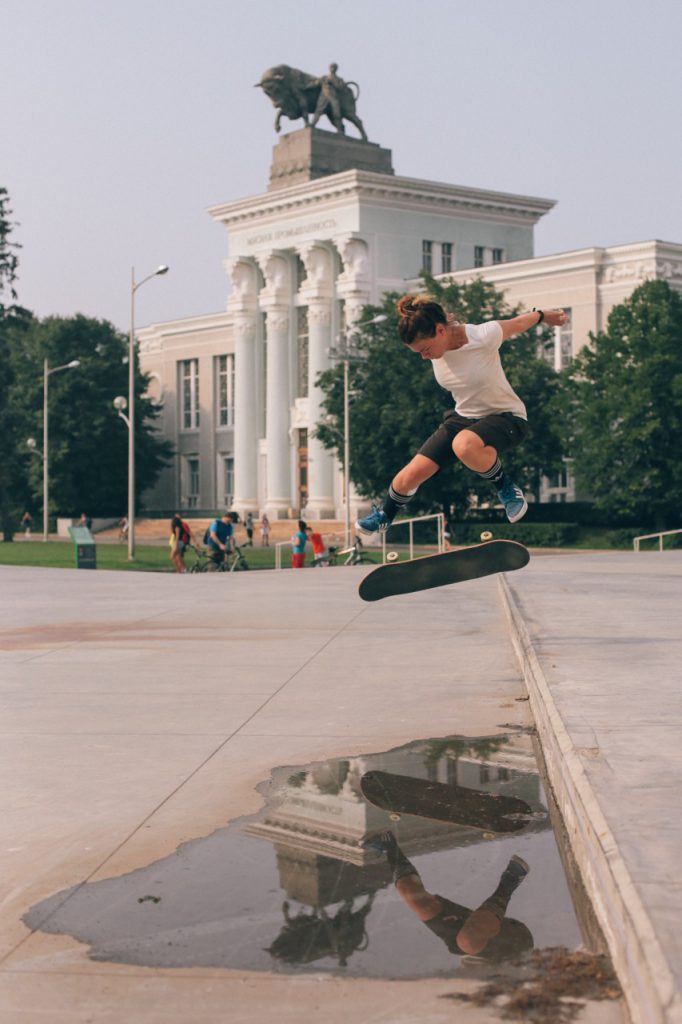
[269,127,394,191]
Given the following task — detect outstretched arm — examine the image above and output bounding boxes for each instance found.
[498,308,568,341]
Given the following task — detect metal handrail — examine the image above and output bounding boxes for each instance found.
[275,540,290,570]
[274,512,446,567]
[633,528,682,551]
[381,512,445,563]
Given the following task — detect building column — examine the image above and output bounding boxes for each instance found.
[336,236,372,521]
[226,258,259,515]
[297,243,335,519]
[259,252,293,518]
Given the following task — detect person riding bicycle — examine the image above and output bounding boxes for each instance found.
[207,513,234,568]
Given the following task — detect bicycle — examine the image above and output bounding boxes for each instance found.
[336,537,371,566]
[187,544,212,573]
[229,543,250,572]
[188,543,249,573]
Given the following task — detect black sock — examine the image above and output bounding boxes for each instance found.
[476,457,507,490]
[381,832,419,883]
[481,860,527,917]
[382,484,416,520]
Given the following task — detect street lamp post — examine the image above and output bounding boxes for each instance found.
[28,358,81,542]
[128,264,168,561]
[330,314,387,547]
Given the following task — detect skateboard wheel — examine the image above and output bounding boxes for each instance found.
[387,551,399,562]
[482,832,495,840]
[480,531,493,542]
[389,812,401,821]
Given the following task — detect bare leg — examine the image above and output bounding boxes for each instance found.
[451,429,498,473]
[456,906,502,955]
[395,874,443,922]
[458,854,530,954]
[391,454,440,494]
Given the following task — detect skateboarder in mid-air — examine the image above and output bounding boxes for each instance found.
[364,831,533,961]
[356,296,568,535]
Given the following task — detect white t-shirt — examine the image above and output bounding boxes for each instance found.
[431,321,527,420]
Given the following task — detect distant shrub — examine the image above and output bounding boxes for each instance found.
[448,522,580,547]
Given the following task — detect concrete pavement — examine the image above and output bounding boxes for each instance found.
[0,562,627,1023]
[501,551,682,1024]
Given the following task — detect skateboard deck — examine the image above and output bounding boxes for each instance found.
[358,539,529,602]
[360,770,533,833]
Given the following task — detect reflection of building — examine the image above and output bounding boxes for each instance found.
[244,735,547,909]
[139,117,682,514]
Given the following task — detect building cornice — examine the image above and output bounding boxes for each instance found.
[427,240,682,290]
[428,247,606,288]
[208,169,556,229]
[137,310,232,341]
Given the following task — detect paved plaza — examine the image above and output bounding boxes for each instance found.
[1,553,679,1022]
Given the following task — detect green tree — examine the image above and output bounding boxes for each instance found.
[563,279,682,527]
[315,276,564,516]
[11,314,173,518]
[0,188,35,541]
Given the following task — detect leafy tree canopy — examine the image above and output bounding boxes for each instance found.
[0,189,34,539]
[563,279,682,527]
[11,314,173,519]
[316,275,564,516]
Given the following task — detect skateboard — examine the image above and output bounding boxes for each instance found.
[358,539,529,602]
[360,770,533,833]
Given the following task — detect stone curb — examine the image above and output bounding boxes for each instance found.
[498,575,682,1024]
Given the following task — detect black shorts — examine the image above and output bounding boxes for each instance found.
[418,410,529,470]
[423,897,470,953]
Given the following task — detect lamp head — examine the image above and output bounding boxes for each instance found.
[26,437,37,450]
[113,396,127,412]
[155,265,169,276]
[68,359,81,368]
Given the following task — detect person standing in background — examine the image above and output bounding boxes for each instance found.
[308,527,327,566]
[261,513,271,547]
[245,512,254,546]
[170,513,192,573]
[291,520,308,569]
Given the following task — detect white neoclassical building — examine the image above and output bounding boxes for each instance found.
[138,126,682,515]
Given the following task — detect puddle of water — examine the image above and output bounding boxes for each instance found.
[24,733,586,979]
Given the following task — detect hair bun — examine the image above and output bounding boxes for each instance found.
[396,293,447,344]
[396,295,419,318]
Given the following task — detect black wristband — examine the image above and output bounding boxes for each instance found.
[532,307,544,324]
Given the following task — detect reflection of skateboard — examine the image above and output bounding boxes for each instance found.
[360,770,533,833]
[358,540,529,602]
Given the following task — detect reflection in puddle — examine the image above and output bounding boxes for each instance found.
[24,734,587,978]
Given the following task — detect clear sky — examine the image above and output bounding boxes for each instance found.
[4,0,681,331]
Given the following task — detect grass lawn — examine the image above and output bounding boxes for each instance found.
[0,541,176,572]
[0,541,389,573]
[2,527,666,573]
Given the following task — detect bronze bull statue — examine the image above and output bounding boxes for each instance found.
[256,63,368,141]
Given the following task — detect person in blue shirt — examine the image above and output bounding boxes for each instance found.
[207,513,234,568]
[291,520,308,569]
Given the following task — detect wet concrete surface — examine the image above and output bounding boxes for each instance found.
[24,733,582,978]
[1,565,628,1023]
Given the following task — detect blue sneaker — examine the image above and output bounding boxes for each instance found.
[360,830,395,855]
[506,854,530,880]
[497,480,528,524]
[355,503,392,535]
